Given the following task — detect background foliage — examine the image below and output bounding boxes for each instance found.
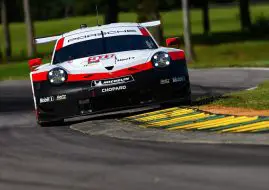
[4,0,242,22]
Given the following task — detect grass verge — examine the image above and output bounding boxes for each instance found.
[196,81,269,114]
[0,61,30,80]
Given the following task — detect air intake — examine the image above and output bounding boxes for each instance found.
[105,66,114,71]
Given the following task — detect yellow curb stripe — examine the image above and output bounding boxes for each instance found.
[197,116,258,130]
[145,113,210,128]
[135,109,194,122]
[168,116,236,130]
[126,107,269,133]
[234,122,269,133]
[147,113,210,125]
[184,116,239,130]
[194,117,238,129]
[221,121,269,132]
[126,107,178,119]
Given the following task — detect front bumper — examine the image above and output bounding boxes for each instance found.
[34,61,191,122]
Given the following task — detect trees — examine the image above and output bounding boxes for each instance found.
[182,0,194,62]
[192,0,210,35]
[23,0,36,57]
[1,0,11,60]
[60,0,74,18]
[0,38,2,63]
[104,0,119,24]
[202,0,210,35]
[137,0,164,45]
[239,0,251,30]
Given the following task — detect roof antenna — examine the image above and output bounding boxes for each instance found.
[96,5,100,26]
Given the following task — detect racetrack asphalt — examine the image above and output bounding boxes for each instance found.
[1,68,269,190]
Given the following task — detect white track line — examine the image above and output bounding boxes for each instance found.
[246,86,258,91]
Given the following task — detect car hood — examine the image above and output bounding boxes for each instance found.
[58,49,155,74]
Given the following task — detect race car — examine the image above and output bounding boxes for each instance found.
[28,21,191,126]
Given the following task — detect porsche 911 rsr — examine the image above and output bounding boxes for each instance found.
[28,21,191,126]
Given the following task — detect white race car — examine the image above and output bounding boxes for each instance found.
[28,21,191,126]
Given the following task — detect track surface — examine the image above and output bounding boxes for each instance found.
[1,68,269,190]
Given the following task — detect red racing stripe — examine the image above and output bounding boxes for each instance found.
[56,38,64,51]
[31,62,153,82]
[32,71,48,82]
[169,51,185,61]
[139,28,150,36]
[67,61,153,82]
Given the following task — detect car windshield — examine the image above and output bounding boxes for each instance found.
[52,35,158,64]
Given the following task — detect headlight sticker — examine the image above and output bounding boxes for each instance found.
[152,52,171,68]
[48,68,68,85]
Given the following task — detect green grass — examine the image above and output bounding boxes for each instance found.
[210,81,269,110]
[191,41,269,68]
[0,61,30,80]
[0,58,51,80]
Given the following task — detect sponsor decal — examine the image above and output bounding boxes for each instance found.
[105,30,137,35]
[39,95,67,104]
[88,54,115,64]
[67,30,137,43]
[172,76,186,83]
[56,94,67,101]
[160,79,170,85]
[101,85,127,93]
[91,76,134,87]
[116,57,135,62]
[40,96,54,103]
[160,76,186,85]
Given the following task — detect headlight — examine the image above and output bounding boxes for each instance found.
[152,52,171,68]
[48,68,67,85]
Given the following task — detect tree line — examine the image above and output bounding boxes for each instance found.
[0,0,253,63]
[2,0,239,22]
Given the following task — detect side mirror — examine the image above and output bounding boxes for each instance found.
[166,37,180,48]
[28,58,42,71]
